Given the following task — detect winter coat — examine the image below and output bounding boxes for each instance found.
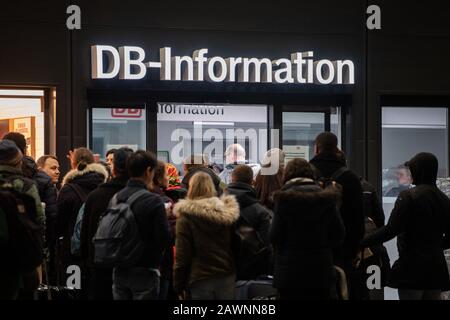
[310,152,365,267]
[271,178,345,291]
[173,195,239,294]
[182,166,224,196]
[115,179,171,269]
[219,162,261,185]
[81,176,128,267]
[361,153,450,290]
[22,156,58,241]
[56,163,107,262]
[226,182,273,279]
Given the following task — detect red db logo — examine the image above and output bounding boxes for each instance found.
[111,108,142,118]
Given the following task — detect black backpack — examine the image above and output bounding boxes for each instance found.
[234,212,271,280]
[0,176,43,274]
[93,189,148,268]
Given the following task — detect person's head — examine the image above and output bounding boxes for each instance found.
[105,149,117,168]
[127,150,157,185]
[3,132,27,155]
[36,155,60,184]
[406,152,438,186]
[314,132,338,155]
[112,147,133,178]
[152,160,169,189]
[396,164,412,186]
[224,144,246,164]
[254,166,284,209]
[232,164,254,185]
[183,154,205,175]
[71,147,95,171]
[261,148,285,168]
[187,171,216,200]
[283,158,314,184]
[0,139,23,168]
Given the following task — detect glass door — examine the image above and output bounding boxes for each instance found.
[281,107,342,161]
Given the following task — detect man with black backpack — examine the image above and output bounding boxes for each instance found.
[94,150,171,300]
[80,147,133,300]
[226,164,272,281]
[310,132,365,300]
[0,139,44,299]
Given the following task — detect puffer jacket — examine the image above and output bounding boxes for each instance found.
[173,195,239,294]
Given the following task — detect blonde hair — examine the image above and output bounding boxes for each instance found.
[187,172,216,200]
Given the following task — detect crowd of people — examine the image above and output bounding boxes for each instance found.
[1,130,450,300]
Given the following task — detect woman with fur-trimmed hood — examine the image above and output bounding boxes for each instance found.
[56,148,108,266]
[173,171,239,300]
[271,158,345,300]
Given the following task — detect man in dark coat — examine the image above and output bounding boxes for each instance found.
[361,152,450,300]
[226,164,272,280]
[80,147,133,299]
[309,132,365,298]
[112,150,171,300]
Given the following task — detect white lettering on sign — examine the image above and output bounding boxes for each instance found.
[91,46,355,85]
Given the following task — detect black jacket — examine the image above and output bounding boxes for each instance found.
[227,182,273,279]
[23,156,58,242]
[56,163,107,262]
[310,152,365,267]
[361,178,385,228]
[361,153,450,290]
[271,178,345,290]
[115,179,171,269]
[182,166,223,196]
[81,176,128,267]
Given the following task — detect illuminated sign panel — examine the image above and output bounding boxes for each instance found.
[91,45,355,85]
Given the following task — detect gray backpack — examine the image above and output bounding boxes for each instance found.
[93,189,148,268]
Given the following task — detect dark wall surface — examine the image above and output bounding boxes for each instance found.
[1,0,450,192]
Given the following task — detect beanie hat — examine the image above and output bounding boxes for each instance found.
[0,139,23,167]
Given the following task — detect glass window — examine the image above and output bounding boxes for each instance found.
[282,112,325,161]
[0,94,45,159]
[381,106,448,300]
[91,107,146,160]
[157,103,268,174]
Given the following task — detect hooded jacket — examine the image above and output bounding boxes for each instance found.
[361,152,450,290]
[56,163,108,262]
[226,182,272,279]
[173,195,239,293]
[271,178,345,290]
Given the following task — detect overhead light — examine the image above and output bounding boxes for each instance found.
[0,89,44,96]
[193,121,235,126]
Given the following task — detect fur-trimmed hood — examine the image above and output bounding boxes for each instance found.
[62,162,108,186]
[174,195,239,225]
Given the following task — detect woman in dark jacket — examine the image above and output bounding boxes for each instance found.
[271,158,345,300]
[56,148,107,275]
[361,152,450,300]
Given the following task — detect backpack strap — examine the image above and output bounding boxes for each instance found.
[125,189,149,207]
[331,166,349,181]
[66,183,88,203]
